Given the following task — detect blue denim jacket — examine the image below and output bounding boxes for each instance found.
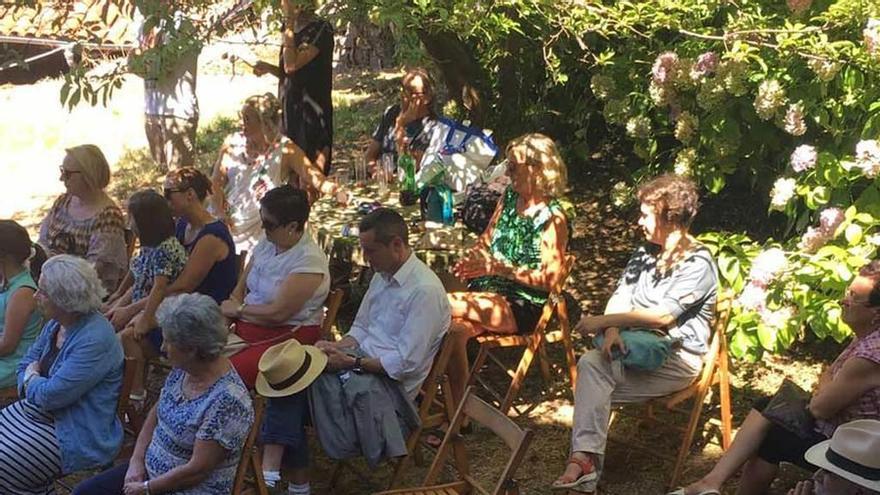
[16,311,124,473]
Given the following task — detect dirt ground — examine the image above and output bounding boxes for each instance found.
[0,47,839,495]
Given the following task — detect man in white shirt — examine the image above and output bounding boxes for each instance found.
[316,207,451,399]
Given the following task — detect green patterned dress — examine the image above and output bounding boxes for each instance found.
[467,187,564,330]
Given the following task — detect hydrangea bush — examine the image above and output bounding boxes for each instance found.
[589,2,880,359]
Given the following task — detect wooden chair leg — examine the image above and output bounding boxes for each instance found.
[466,344,490,388]
[669,388,711,490]
[558,299,578,395]
[499,333,543,415]
[328,461,344,490]
[537,343,552,385]
[718,353,733,450]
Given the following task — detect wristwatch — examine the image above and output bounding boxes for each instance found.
[352,356,363,373]
[143,480,151,495]
[236,302,247,318]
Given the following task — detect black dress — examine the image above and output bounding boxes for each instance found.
[279,18,334,174]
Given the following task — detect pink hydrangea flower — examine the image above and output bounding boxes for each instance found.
[652,52,679,85]
[690,52,719,80]
[818,207,844,234]
[790,144,818,173]
[798,227,828,253]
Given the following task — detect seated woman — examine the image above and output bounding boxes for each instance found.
[104,190,187,401]
[39,144,128,292]
[73,293,254,495]
[0,221,46,388]
[552,174,719,492]
[0,255,124,494]
[446,133,569,404]
[675,262,880,495]
[364,67,440,174]
[210,93,345,253]
[219,184,330,492]
[163,167,237,303]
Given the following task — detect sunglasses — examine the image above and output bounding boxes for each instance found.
[59,166,82,179]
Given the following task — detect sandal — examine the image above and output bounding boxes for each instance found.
[551,455,598,491]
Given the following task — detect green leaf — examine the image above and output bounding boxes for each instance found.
[757,324,778,351]
[846,223,864,245]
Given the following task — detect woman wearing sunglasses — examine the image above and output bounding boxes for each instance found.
[39,144,128,292]
[219,185,330,490]
[162,167,237,305]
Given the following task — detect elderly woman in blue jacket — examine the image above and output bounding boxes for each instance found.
[0,254,124,494]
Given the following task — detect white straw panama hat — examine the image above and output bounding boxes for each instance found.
[255,339,327,398]
[804,419,880,492]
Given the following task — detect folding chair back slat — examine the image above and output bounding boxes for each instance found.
[321,288,345,339]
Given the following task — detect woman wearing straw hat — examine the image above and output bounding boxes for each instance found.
[791,419,880,495]
[73,293,254,495]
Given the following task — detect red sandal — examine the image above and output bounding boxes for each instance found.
[551,455,598,491]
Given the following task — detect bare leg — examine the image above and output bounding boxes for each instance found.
[446,320,473,408]
[262,444,284,472]
[683,409,773,493]
[119,327,146,397]
[447,291,518,334]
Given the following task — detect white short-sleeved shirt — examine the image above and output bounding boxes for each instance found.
[244,234,330,326]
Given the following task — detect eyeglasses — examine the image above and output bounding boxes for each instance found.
[59,167,82,180]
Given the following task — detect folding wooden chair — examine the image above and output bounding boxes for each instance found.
[232,394,269,495]
[329,335,461,490]
[466,254,577,416]
[321,288,345,340]
[606,290,734,489]
[372,386,534,495]
[389,334,462,487]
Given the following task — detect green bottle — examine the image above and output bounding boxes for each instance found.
[399,152,418,206]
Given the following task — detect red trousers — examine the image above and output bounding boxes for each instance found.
[229,320,322,389]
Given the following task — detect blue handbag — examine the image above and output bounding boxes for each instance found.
[592,328,673,371]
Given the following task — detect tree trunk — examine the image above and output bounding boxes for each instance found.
[416,28,490,127]
[333,19,394,71]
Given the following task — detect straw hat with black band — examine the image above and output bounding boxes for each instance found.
[804,419,880,492]
[255,339,327,398]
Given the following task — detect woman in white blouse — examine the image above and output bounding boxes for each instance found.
[219,184,329,491]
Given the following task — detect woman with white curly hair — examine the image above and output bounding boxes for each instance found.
[74,293,253,495]
[0,254,124,495]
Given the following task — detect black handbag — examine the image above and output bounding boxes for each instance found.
[761,379,816,439]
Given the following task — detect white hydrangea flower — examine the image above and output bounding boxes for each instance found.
[674,111,699,143]
[770,177,797,211]
[749,248,788,286]
[790,144,818,173]
[760,306,794,330]
[854,140,880,178]
[754,79,786,121]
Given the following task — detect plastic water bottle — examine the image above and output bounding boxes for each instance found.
[399,152,418,206]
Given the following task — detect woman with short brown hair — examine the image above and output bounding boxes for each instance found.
[552,173,718,492]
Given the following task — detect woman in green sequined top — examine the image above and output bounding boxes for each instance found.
[446,133,569,404]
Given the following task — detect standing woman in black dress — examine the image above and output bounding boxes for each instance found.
[254,0,334,174]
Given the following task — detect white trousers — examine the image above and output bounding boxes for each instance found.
[570,347,704,458]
